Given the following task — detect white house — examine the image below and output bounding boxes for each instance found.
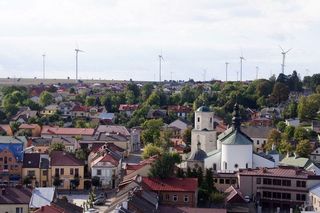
[241,126,272,152]
[285,118,300,127]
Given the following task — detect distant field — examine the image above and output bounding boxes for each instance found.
[0,78,149,86]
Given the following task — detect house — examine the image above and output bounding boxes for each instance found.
[0,187,32,213]
[19,124,42,137]
[51,137,79,152]
[41,104,59,116]
[285,118,300,127]
[142,177,198,207]
[309,184,320,212]
[0,136,27,185]
[124,155,157,181]
[238,167,320,212]
[98,112,115,124]
[41,126,95,139]
[34,200,83,213]
[50,151,85,190]
[11,108,39,124]
[29,187,56,209]
[147,109,167,119]
[58,102,75,118]
[311,120,320,134]
[241,126,272,152]
[89,146,122,189]
[168,118,192,135]
[22,153,50,187]
[310,147,320,163]
[0,124,13,136]
[260,107,282,119]
[118,104,139,116]
[168,105,193,119]
[29,138,51,153]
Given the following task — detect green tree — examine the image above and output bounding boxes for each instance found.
[85,96,96,106]
[205,168,214,193]
[277,121,286,132]
[256,79,273,97]
[75,149,87,161]
[182,128,192,145]
[284,126,295,139]
[270,82,289,105]
[265,129,281,151]
[92,176,101,188]
[39,91,54,106]
[53,173,62,188]
[295,139,312,158]
[141,119,163,144]
[71,174,80,190]
[142,143,163,159]
[50,142,65,152]
[294,127,309,141]
[149,152,181,179]
[23,176,32,187]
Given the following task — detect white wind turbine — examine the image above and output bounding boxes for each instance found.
[75,46,84,80]
[279,46,292,74]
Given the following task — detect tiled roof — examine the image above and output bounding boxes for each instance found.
[19,124,40,129]
[50,151,84,166]
[168,105,192,113]
[159,206,227,213]
[96,125,130,136]
[142,177,197,192]
[0,187,32,204]
[220,129,253,145]
[239,167,314,179]
[23,153,40,168]
[91,153,120,167]
[34,205,64,213]
[241,126,273,139]
[42,126,95,136]
[52,198,83,213]
[0,124,13,136]
[119,104,139,111]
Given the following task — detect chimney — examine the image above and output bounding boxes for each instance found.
[262,168,267,173]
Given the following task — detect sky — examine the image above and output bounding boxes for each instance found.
[0,0,319,81]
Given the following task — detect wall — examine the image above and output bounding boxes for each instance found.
[221,144,252,172]
[0,204,29,213]
[51,166,84,190]
[159,191,196,207]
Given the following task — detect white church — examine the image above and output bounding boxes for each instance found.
[187,104,278,172]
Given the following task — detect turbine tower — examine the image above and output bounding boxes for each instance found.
[225,62,229,81]
[42,54,46,79]
[158,54,164,83]
[75,48,84,80]
[280,46,292,74]
[256,66,259,80]
[240,53,245,82]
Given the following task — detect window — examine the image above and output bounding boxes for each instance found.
[213,164,217,171]
[296,181,306,188]
[257,140,260,145]
[197,117,200,122]
[97,169,102,176]
[231,179,236,184]
[9,157,12,161]
[0,157,3,161]
[263,140,266,144]
[246,163,248,168]
[272,192,281,199]
[257,178,261,184]
[296,194,306,201]
[224,162,227,170]
[184,195,189,202]
[219,179,224,184]
[70,168,74,175]
[165,194,170,200]
[234,164,238,169]
[263,191,272,198]
[75,168,79,176]
[16,207,23,213]
[55,168,59,175]
[282,180,291,186]
[263,178,272,185]
[27,170,35,177]
[282,193,291,200]
[214,179,217,183]
[273,179,281,186]
[60,168,64,175]
[173,195,178,202]
[42,170,48,176]
[226,179,230,184]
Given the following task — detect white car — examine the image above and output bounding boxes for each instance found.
[244,195,250,203]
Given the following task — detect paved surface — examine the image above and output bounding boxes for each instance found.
[123,150,142,164]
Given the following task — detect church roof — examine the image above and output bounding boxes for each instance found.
[196,106,211,112]
[188,149,207,161]
[220,129,253,145]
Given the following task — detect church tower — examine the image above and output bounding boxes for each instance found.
[191,106,217,154]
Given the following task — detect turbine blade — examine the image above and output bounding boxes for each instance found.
[285,48,292,54]
[279,45,284,52]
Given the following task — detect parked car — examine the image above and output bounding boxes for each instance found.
[94,197,106,206]
[244,195,250,203]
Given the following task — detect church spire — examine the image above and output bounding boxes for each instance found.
[232,103,241,130]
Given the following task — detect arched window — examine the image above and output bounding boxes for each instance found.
[197,117,200,122]
[246,163,248,168]
[213,163,217,171]
[224,162,227,170]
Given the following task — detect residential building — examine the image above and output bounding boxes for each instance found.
[118,104,139,116]
[309,184,320,212]
[50,151,85,190]
[168,118,192,135]
[0,125,13,136]
[11,108,38,124]
[57,102,75,118]
[167,105,192,119]
[285,118,300,127]
[142,177,198,207]
[238,167,320,211]
[0,187,32,213]
[241,126,272,152]
[29,138,51,153]
[0,136,26,185]
[41,126,95,139]
[51,137,79,152]
[19,124,42,137]
[40,104,59,116]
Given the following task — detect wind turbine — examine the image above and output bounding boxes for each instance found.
[280,46,292,74]
[240,53,245,82]
[256,66,259,80]
[42,54,46,79]
[75,47,84,80]
[225,62,229,81]
[158,54,164,83]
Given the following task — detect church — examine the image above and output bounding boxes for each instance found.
[187,104,278,172]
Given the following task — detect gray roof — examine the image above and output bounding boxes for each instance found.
[310,184,320,197]
[241,126,273,139]
[220,129,253,145]
[280,156,311,168]
[188,149,207,161]
[196,106,211,112]
[29,187,56,208]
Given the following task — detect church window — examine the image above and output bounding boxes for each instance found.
[197,117,200,122]
[224,162,227,170]
[213,164,217,171]
[173,195,178,202]
[234,164,238,169]
[245,163,248,168]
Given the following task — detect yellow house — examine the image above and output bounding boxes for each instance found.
[40,104,58,116]
[22,153,51,187]
[50,151,85,190]
[0,187,32,213]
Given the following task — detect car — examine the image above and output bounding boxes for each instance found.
[244,195,250,203]
[94,197,106,206]
[94,193,106,201]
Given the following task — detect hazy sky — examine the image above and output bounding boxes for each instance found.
[0,0,319,81]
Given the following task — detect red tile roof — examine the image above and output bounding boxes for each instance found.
[42,126,95,136]
[168,105,192,113]
[51,151,84,166]
[142,177,197,192]
[119,104,139,111]
[239,167,314,179]
[34,205,64,213]
[19,124,40,129]
[91,153,120,167]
